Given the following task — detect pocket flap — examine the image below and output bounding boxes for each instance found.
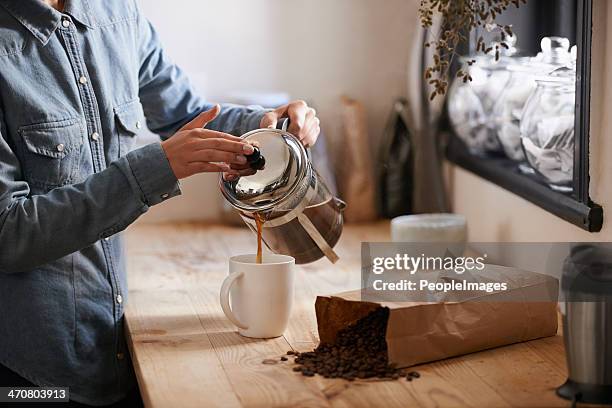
[114,100,144,136]
[20,118,84,158]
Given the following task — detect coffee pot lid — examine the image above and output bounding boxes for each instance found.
[219,127,309,213]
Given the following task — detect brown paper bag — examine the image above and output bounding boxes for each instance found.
[315,266,559,368]
[334,96,378,223]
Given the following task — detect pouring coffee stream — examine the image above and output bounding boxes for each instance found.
[255,213,264,264]
[221,119,345,265]
[246,146,267,264]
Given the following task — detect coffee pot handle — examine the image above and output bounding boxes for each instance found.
[277,118,290,132]
[277,118,312,159]
[219,272,249,330]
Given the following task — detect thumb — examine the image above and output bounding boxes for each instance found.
[260,111,279,129]
[180,104,221,131]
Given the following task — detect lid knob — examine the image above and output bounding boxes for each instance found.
[246,146,266,170]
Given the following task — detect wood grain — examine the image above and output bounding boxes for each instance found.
[124,222,576,408]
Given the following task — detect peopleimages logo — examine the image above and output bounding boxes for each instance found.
[372,254,487,275]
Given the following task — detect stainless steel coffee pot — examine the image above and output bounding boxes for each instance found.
[558,244,612,405]
[220,121,345,264]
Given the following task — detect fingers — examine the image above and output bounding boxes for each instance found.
[305,106,315,119]
[302,126,320,147]
[229,163,257,176]
[287,100,308,136]
[303,107,317,134]
[191,128,245,143]
[223,173,239,182]
[188,149,249,165]
[229,162,251,170]
[223,167,256,182]
[189,137,254,155]
[180,104,221,131]
[301,109,320,147]
[260,101,320,147]
[260,111,279,129]
[224,161,260,181]
[275,100,319,147]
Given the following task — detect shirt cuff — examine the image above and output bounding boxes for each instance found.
[245,106,272,133]
[124,142,181,206]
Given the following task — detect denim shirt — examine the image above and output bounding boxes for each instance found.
[0,0,266,404]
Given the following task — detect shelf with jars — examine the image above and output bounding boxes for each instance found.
[445,0,602,232]
[448,35,577,190]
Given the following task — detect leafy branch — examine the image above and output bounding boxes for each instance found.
[419,0,526,100]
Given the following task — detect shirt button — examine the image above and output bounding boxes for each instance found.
[62,19,70,28]
[116,294,123,304]
[79,76,88,85]
[56,144,65,152]
[135,121,142,129]
[91,132,100,141]
[117,353,125,360]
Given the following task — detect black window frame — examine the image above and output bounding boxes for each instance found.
[446,0,603,232]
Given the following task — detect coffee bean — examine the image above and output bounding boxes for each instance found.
[287,350,296,355]
[292,366,303,372]
[406,376,413,381]
[290,308,403,381]
[408,371,421,378]
[280,356,288,361]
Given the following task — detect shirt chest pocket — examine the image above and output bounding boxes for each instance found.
[19,118,85,192]
[114,100,144,157]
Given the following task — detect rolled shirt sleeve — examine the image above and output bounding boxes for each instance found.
[123,142,181,207]
[0,128,179,273]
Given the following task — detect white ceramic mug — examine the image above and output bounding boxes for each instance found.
[220,254,295,338]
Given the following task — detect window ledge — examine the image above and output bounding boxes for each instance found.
[447,136,603,232]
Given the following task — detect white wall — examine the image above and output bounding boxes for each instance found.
[137,0,420,223]
[450,0,611,242]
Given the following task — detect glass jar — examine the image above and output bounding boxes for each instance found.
[520,67,576,192]
[448,34,525,155]
[493,37,573,161]
[448,55,510,155]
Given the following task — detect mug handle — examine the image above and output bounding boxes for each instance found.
[219,272,249,330]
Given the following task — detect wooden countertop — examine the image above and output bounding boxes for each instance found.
[124,222,573,408]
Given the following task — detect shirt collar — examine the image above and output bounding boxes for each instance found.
[1,0,94,45]
[63,1,96,29]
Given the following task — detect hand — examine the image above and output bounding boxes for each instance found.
[260,100,320,147]
[161,105,255,180]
